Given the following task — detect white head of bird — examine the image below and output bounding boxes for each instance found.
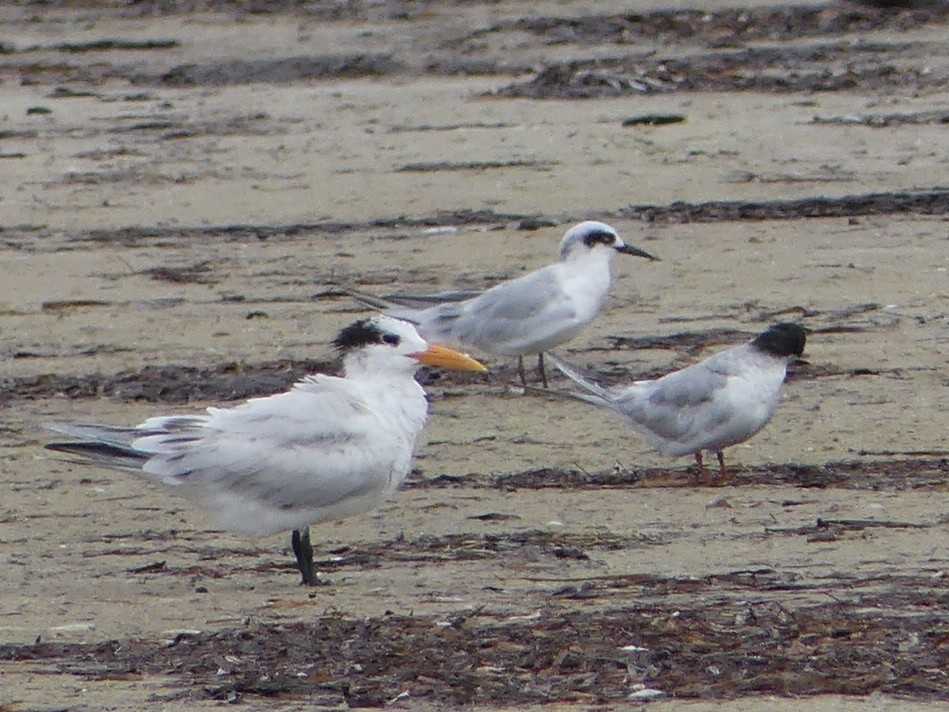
[333,315,487,377]
[557,221,659,263]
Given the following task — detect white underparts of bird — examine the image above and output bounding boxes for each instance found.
[45,315,487,586]
[347,220,658,387]
[545,323,807,485]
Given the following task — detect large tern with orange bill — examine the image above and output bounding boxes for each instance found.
[46,316,487,585]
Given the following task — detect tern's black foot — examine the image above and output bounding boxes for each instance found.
[537,353,549,389]
[291,527,321,586]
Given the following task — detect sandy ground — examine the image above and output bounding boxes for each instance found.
[1,1,947,710]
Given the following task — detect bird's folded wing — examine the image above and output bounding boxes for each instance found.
[613,363,731,446]
[346,287,484,313]
[469,268,566,320]
[384,289,485,307]
[135,377,394,510]
[449,271,579,349]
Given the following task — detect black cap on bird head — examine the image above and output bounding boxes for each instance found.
[751,322,807,358]
[333,318,400,354]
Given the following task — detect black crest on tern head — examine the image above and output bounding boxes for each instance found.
[751,322,807,358]
[333,318,400,354]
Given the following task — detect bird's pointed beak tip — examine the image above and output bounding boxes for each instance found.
[618,244,660,261]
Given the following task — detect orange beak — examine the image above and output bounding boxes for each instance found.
[411,344,487,373]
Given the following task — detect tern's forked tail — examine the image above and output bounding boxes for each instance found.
[44,422,149,472]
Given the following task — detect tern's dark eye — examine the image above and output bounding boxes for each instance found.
[382,333,401,346]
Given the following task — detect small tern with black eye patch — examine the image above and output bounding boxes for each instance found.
[45,315,486,586]
[544,323,807,484]
[349,221,658,387]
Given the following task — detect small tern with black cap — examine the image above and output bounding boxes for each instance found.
[545,323,807,484]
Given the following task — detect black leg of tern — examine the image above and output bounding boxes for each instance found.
[291,527,317,586]
[537,353,549,389]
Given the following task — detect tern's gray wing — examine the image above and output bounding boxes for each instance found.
[609,360,736,455]
[346,288,484,313]
[383,289,485,307]
[414,266,581,355]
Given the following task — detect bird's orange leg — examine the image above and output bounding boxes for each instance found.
[694,452,711,486]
